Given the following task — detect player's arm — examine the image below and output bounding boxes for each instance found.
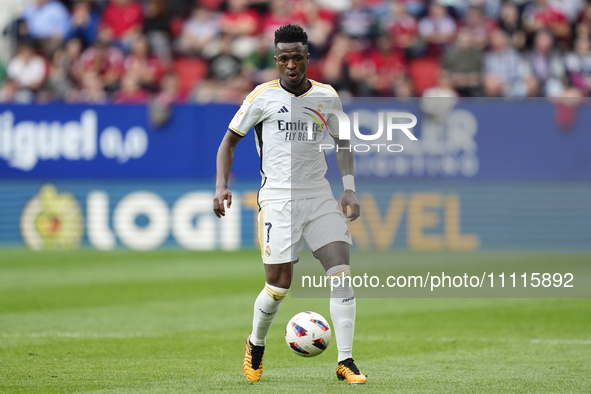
[332,135,360,221]
[213,130,242,218]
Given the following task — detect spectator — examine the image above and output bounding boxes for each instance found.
[314,0,351,13]
[298,0,334,58]
[80,40,125,91]
[243,35,279,85]
[6,40,47,102]
[64,37,85,87]
[219,0,259,58]
[114,72,150,103]
[361,34,406,96]
[483,29,526,96]
[46,46,75,101]
[338,0,377,40]
[123,35,165,91]
[549,0,584,23]
[442,28,483,96]
[418,2,457,53]
[401,0,428,19]
[321,33,358,93]
[0,80,20,103]
[66,0,100,47]
[462,6,498,50]
[149,73,187,126]
[262,0,306,46]
[393,75,414,97]
[22,0,70,55]
[381,1,421,58]
[522,0,570,41]
[143,0,172,62]
[178,5,221,56]
[522,29,565,96]
[473,0,503,19]
[72,71,108,103]
[421,72,458,124]
[498,1,526,51]
[154,72,186,105]
[564,35,591,95]
[98,0,144,50]
[422,72,458,97]
[441,0,470,19]
[207,35,242,82]
[576,3,591,39]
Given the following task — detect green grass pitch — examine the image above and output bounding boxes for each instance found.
[1,250,590,393]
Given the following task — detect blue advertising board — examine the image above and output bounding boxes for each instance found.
[1,180,589,251]
[0,100,590,180]
[0,104,259,179]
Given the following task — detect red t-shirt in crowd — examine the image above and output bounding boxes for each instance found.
[80,46,125,76]
[386,15,418,48]
[100,1,144,38]
[114,89,150,103]
[534,7,568,29]
[261,12,306,42]
[220,9,259,35]
[123,55,165,84]
[365,49,406,77]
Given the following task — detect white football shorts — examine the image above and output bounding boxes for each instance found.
[258,195,352,264]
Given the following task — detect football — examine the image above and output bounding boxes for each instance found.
[285,311,331,357]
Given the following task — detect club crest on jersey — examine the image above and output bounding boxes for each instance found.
[303,106,329,133]
[265,245,271,257]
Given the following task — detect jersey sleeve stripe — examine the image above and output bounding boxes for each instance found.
[245,80,276,101]
[248,83,279,103]
[311,81,339,96]
[245,80,279,102]
[229,125,245,137]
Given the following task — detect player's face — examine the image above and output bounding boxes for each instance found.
[274,42,309,90]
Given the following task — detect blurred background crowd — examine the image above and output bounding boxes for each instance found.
[1,0,591,104]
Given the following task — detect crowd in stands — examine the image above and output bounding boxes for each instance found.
[1,0,591,105]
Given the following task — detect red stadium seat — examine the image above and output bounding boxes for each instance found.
[173,57,208,96]
[408,57,440,96]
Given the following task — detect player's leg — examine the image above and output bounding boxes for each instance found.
[244,200,301,382]
[244,262,292,382]
[315,242,366,384]
[315,242,355,360]
[302,196,366,384]
[250,262,292,347]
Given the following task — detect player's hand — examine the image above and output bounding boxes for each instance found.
[213,187,232,218]
[341,190,360,222]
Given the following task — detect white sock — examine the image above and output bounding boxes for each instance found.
[327,265,356,362]
[250,283,289,346]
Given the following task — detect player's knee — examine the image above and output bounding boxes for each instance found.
[267,275,292,289]
[265,264,292,289]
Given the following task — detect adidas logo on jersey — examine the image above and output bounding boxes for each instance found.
[278,106,289,113]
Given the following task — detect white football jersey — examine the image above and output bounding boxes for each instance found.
[229,79,343,206]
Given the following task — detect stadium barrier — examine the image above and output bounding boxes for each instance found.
[1,181,589,251]
[0,100,589,250]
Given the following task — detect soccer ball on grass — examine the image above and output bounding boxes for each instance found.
[285,311,331,357]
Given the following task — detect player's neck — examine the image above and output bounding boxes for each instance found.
[279,78,311,96]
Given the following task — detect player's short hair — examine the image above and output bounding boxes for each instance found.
[274,24,308,47]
